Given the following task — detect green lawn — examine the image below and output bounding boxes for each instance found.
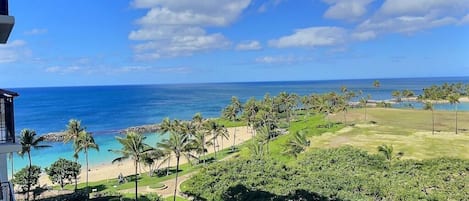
[319,108,469,160]
[164,196,188,201]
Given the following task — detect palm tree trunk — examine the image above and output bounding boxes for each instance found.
[202,135,206,165]
[74,158,78,191]
[27,152,32,201]
[221,136,224,151]
[213,137,217,158]
[232,127,236,152]
[134,160,138,201]
[166,157,171,176]
[173,157,180,201]
[85,149,89,194]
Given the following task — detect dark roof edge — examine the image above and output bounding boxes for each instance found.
[0,88,19,97]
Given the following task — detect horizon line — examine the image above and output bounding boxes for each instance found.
[5,75,469,89]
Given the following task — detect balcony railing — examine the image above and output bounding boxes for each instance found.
[0,181,15,201]
[0,0,8,15]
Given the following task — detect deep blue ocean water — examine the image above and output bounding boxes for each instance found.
[7,77,469,172]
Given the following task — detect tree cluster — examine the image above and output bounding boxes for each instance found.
[45,158,81,190]
[183,146,469,201]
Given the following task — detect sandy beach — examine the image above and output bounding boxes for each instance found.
[38,126,252,186]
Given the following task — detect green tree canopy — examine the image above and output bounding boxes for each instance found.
[13,165,41,193]
[45,158,81,190]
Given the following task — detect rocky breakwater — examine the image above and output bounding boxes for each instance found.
[41,132,66,142]
[120,124,161,134]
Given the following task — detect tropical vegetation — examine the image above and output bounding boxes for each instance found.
[11,82,469,200]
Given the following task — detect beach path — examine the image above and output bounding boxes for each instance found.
[39,126,252,186]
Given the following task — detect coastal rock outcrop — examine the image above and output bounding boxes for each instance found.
[120,124,161,134]
[41,132,66,142]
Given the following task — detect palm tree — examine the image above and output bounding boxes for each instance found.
[283,131,310,158]
[243,97,259,135]
[191,132,208,164]
[423,101,435,135]
[222,105,238,152]
[373,80,380,89]
[337,95,348,124]
[18,129,51,201]
[109,132,152,201]
[141,148,165,176]
[402,89,415,99]
[360,94,371,121]
[158,132,195,201]
[276,92,298,124]
[64,119,86,191]
[377,144,403,168]
[377,144,393,161]
[248,138,265,158]
[160,117,173,134]
[255,126,271,154]
[192,113,208,164]
[73,131,99,193]
[448,93,460,134]
[217,125,229,152]
[392,90,402,102]
[205,121,225,158]
[64,119,85,143]
[301,95,313,117]
[231,96,243,117]
[159,117,174,175]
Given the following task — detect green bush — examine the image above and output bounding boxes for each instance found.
[183,146,469,200]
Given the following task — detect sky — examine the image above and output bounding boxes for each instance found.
[1,0,469,88]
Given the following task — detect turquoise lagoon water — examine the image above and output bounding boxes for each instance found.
[7,77,469,172]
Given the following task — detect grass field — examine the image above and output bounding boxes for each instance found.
[321,108,469,159]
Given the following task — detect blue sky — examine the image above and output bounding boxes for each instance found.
[1,0,469,87]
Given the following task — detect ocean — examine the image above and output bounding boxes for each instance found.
[7,77,469,172]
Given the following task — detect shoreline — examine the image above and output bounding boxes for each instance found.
[350,96,469,106]
[38,126,252,186]
[40,96,469,142]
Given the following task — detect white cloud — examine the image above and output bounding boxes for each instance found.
[379,0,469,17]
[24,28,48,35]
[256,56,293,64]
[255,55,311,64]
[351,30,376,41]
[268,27,347,48]
[355,0,469,35]
[44,65,192,75]
[0,40,30,63]
[45,66,82,74]
[235,40,262,50]
[460,13,469,24]
[129,0,251,59]
[133,32,230,59]
[137,7,229,26]
[323,0,374,20]
[157,67,191,73]
[258,0,285,13]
